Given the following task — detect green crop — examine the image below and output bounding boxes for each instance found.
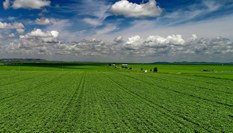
[0,64,232,132]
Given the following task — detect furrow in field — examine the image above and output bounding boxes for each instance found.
[69,72,174,132]
[103,79,183,132]
[0,72,25,81]
[80,76,105,132]
[0,72,62,102]
[116,72,232,132]
[92,73,154,132]
[156,73,233,94]
[0,72,66,111]
[108,75,208,132]
[68,72,86,132]
[123,73,233,108]
[0,72,48,88]
[30,72,82,132]
[0,69,232,132]
[94,73,166,132]
[153,75,233,108]
[105,73,208,132]
[74,73,118,132]
[52,72,85,132]
[0,72,72,132]
[162,73,233,86]
[75,73,100,133]
[190,73,233,81]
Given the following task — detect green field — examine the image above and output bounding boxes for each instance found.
[0,64,233,132]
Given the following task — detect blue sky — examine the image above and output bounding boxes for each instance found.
[0,0,233,62]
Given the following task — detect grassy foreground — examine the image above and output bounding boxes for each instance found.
[0,64,232,132]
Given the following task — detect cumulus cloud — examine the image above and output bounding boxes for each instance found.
[0,22,25,34]
[1,32,233,62]
[35,18,51,25]
[13,0,50,9]
[124,34,185,49]
[166,35,186,45]
[24,28,59,38]
[27,29,48,37]
[18,29,59,45]
[50,31,59,38]
[111,0,162,18]
[0,22,24,29]
[125,35,144,49]
[3,0,10,9]
[1,29,59,55]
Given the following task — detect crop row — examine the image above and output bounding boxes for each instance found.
[0,72,83,132]
[113,72,233,132]
[0,71,232,132]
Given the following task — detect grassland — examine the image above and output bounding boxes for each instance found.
[0,63,232,132]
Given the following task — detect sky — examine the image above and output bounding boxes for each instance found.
[0,0,233,62]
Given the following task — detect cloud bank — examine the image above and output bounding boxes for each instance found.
[1,29,233,62]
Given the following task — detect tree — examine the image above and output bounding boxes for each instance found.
[153,67,158,72]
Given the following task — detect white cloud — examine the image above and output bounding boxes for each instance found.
[51,31,59,38]
[13,0,50,9]
[166,35,185,45]
[111,0,162,18]
[0,22,23,29]
[26,29,59,38]
[0,22,25,34]
[35,18,51,25]
[126,35,143,48]
[27,29,48,37]
[83,18,102,26]
[146,36,167,45]
[3,0,10,9]
[124,34,185,50]
[3,29,60,55]
[1,33,233,62]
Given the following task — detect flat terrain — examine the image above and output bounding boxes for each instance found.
[0,64,232,132]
